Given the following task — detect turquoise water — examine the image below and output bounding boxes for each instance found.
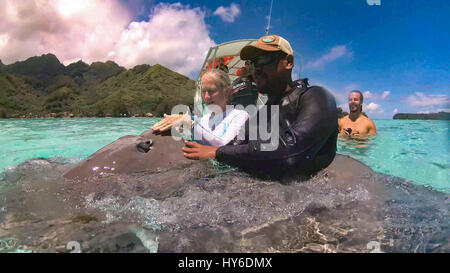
[338,120,449,193]
[0,118,158,170]
[0,118,448,192]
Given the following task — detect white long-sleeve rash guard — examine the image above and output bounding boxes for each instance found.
[192,109,249,147]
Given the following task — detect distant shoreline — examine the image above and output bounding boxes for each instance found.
[393,112,449,120]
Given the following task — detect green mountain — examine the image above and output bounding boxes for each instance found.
[2,54,66,91]
[0,54,196,118]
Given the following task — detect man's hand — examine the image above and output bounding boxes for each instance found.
[182,141,218,160]
[152,114,190,133]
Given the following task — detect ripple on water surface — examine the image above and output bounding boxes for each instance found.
[0,118,449,193]
[338,120,449,193]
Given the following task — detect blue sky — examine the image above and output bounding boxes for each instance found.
[123,0,450,118]
[1,0,449,118]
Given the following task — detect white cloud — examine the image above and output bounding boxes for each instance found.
[417,108,450,114]
[111,3,215,76]
[344,83,360,93]
[337,104,347,111]
[63,57,82,66]
[363,91,373,99]
[0,34,9,48]
[363,90,390,101]
[381,91,390,100]
[0,0,131,65]
[393,108,398,115]
[213,3,241,23]
[305,45,352,69]
[404,92,450,107]
[0,1,215,77]
[308,81,360,109]
[337,83,360,104]
[365,102,384,114]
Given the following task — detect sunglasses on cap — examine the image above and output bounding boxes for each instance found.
[249,52,287,67]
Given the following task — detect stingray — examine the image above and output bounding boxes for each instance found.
[63,130,192,180]
[3,135,448,252]
[63,128,379,183]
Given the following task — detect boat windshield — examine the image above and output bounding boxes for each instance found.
[194,39,268,116]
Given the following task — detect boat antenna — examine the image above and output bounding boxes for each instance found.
[265,0,274,35]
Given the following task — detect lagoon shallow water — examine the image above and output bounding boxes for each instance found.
[0,118,448,253]
[338,119,449,193]
[1,118,448,193]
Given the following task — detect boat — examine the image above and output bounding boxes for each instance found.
[194,39,260,116]
[194,38,304,116]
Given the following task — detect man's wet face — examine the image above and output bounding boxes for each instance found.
[250,53,283,96]
[348,92,362,113]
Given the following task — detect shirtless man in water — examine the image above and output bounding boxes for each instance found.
[339,90,377,136]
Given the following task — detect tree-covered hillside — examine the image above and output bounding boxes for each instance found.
[0,54,196,118]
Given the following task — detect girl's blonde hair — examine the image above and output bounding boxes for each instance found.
[202,69,231,92]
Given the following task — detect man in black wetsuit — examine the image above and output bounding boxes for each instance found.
[231,60,259,108]
[183,35,338,176]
